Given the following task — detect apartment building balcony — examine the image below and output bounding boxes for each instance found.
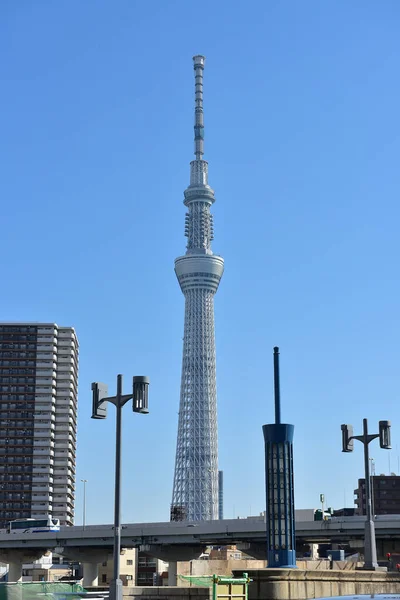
[52,483,74,493]
[34,398,56,407]
[32,475,52,483]
[37,333,57,342]
[33,448,54,457]
[34,431,55,439]
[31,494,52,502]
[54,414,75,426]
[54,390,75,400]
[36,353,57,361]
[56,386,76,396]
[34,421,55,431]
[58,354,76,363]
[53,466,74,475]
[53,460,74,470]
[54,430,75,439]
[32,466,53,475]
[53,442,74,452]
[56,369,77,379]
[32,457,54,467]
[33,439,55,449]
[34,406,56,415]
[55,422,74,438]
[31,503,52,512]
[36,388,56,396]
[31,512,50,519]
[54,482,74,494]
[53,453,74,462]
[54,442,75,452]
[30,504,51,514]
[54,410,76,424]
[57,339,77,349]
[32,485,53,493]
[35,368,57,377]
[52,504,73,514]
[57,364,78,375]
[55,406,77,418]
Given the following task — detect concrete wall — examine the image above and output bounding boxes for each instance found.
[123,587,209,600]
[233,568,400,600]
[296,560,362,571]
[177,559,359,583]
[178,559,266,583]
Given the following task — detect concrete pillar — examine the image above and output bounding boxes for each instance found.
[0,551,45,583]
[82,562,99,587]
[59,549,108,587]
[8,560,23,583]
[168,561,177,586]
[310,544,319,560]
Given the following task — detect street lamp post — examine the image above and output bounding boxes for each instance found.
[81,479,88,530]
[341,418,391,570]
[91,374,150,600]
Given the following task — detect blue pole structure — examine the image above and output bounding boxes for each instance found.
[262,347,296,568]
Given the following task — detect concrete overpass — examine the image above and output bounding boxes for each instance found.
[1,516,399,584]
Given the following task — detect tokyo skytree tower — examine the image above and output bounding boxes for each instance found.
[171,56,224,522]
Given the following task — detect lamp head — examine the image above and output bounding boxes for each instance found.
[133,376,150,414]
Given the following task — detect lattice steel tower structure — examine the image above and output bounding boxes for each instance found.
[171,55,224,522]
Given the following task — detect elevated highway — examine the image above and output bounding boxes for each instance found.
[1,516,399,584]
[0,515,399,549]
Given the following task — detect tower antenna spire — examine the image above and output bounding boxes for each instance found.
[193,55,205,160]
[171,55,224,522]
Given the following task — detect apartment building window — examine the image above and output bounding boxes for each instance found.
[101,575,107,584]
[137,573,154,585]
[127,560,133,566]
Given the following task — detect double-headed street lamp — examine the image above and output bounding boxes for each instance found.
[91,374,150,600]
[341,418,391,570]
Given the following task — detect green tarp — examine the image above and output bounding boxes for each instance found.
[0,582,86,600]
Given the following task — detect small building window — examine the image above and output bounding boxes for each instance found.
[127,560,133,566]
[102,574,107,583]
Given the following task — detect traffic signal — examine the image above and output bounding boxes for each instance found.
[341,424,354,452]
[132,376,150,414]
[379,420,391,449]
[91,382,108,419]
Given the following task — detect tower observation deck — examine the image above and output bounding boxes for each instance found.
[171,56,224,522]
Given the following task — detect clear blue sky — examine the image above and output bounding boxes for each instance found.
[1,1,399,525]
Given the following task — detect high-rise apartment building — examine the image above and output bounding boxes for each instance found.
[0,323,78,527]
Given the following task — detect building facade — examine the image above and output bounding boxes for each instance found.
[355,475,400,515]
[0,323,78,526]
[171,56,224,522]
[98,550,167,587]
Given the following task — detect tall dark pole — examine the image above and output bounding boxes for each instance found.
[273,347,281,425]
[111,375,123,600]
[263,347,296,568]
[363,418,378,569]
